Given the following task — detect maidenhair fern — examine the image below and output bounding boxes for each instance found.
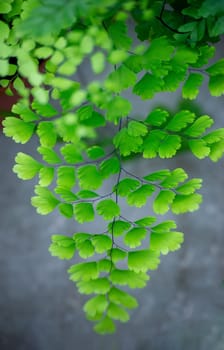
[1,0,224,334]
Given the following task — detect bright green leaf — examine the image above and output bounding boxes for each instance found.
[58,203,73,218]
[116,178,140,197]
[74,202,94,223]
[68,262,99,282]
[77,165,102,190]
[127,120,148,137]
[38,146,61,164]
[94,316,116,334]
[39,167,54,187]
[128,250,160,272]
[77,278,111,295]
[100,156,120,179]
[153,190,175,214]
[150,231,184,255]
[182,73,204,99]
[171,193,202,214]
[108,220,131,237]
[57,166,75,189]
[13,152,42,180]
[60,144,83,164]
[109,287,138,309]
[96,199,120,220]
[37,122,57,147]
[49,235,75,260]
[188,139,210,159]
[3,117,35,144]
[31,186,59,215]
[127,184,155,207]
[124,227,147,248]
[92,234,112,253]
[107,303,130,322]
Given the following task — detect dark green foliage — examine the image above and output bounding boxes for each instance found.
[1,0,224,335]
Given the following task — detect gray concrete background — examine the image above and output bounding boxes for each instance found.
[1,60,224,349]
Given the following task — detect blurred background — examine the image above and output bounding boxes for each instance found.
[1,45,224,350]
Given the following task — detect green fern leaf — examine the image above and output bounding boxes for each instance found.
[106,96,132,124]
[110,269,149,288]
[184,116,214,137]
[113,128,143,156]
[165,110,196,132]
[124,227,147,248]
[78,165,102,190]
[32,101,57,117]
[128,250,160,272]
[12,102,39,122]
[60,144,83,164]
[94,316,116,334]
[74,202,94,223]
[31,186,60,215]
[143,169,170,182]
[188,139,210,159]
[143,37,174,65]
[127,184,155,207]
[158,134,181,158]
[39,167,54,187]
[37,122,57,147]
[100,157,120,179]
[76,240,95,259]
[145,108,169,126]
[54,187,78,202]
[133,73,164,99]
[206,59,224,75]
[208,140,224,161]
[68,262,99,282]
[143,130,166,158]
[97,259,112,273]
[92,234,112,253]
[13,152,42,180]
[76,190,99,199]
[127,120,148,137]
[91,52,105,74]
[116,178,140,197]
[150,231,184,255]
[96,199,120,220]
[124,54,143,73]
[182,73,204,99]
[77,278,111,295]
[83,295,108,317]
[57,166,76,189]
[58,203,73,218]
[208,75,224,96]
[86,146,105,160]
[107,303,130,322]
[109,287,138,309]
[3,117,35,144]
[160,168,188,188]
[153,190,175,214]
[108,220,132,237]
[202,129,224,144]
[176,179,202,194]
[38,146,61,164]
[171,193,202,214]
[134,216,157,227]
[105,65,136,93]
[108,21,132,50]
[151,220,177,232]
[111,248,127,263]
[49,235,75,260]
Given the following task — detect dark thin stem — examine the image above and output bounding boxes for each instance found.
[156,0,191,35]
